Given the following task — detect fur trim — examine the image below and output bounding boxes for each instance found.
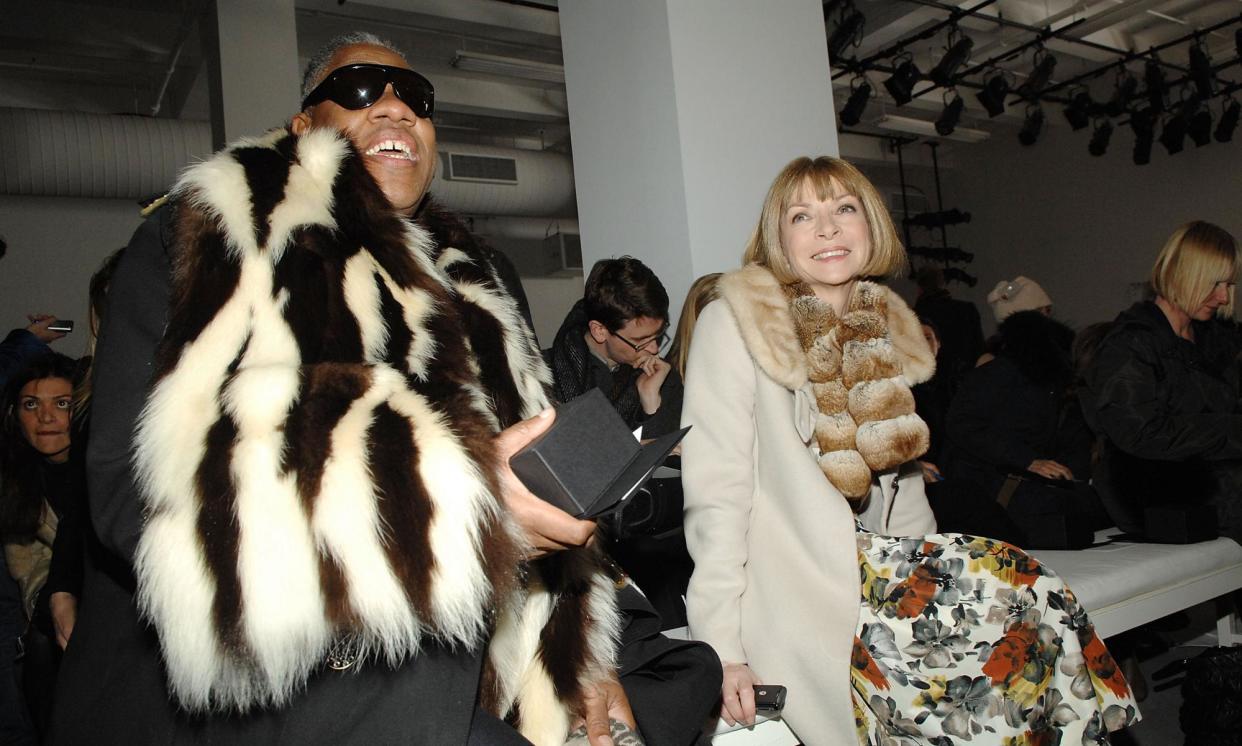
[134,128,616,726]
[717,265,807,390]
[717,266,931,500]
[717,264,935,390]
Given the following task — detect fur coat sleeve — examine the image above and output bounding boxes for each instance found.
[132,128,619,742]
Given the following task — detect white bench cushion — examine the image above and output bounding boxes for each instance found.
[1032,529,1242,639]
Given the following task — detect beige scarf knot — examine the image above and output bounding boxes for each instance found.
[784,281,929,501]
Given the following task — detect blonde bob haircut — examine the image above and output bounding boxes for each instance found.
[742,156,906,282]
[1150,220,1241,318]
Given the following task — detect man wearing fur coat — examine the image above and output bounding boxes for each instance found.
[49,33,648,746]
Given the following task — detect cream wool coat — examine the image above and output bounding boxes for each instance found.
[682,265,937,745]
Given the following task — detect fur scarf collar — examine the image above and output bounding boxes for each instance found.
[718,265,935,497]
[133,127,618,743]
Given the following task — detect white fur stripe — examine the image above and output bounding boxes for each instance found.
[312,367,421,657]
[388,386,495,643]
[342,253,388,361]
[455,278,551,418]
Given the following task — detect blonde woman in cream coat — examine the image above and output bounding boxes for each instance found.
[681,157,1138,745]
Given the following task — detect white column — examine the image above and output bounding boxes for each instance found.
[204,0,300,147]
[561,0,837,322]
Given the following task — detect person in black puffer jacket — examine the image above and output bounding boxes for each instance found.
[1080,220,1242,543]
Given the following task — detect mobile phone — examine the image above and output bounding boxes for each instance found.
[753,684,787,711]
[47,320,74,333]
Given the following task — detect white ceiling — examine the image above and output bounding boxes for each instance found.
[2,0,1240,148]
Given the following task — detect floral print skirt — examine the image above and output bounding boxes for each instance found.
[850,528,1140,745]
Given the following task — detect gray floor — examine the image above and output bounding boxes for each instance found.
[1109,606,1222,746]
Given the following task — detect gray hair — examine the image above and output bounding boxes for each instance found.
[300,32,408,102]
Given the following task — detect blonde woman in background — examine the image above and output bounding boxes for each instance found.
[667,273,722,381]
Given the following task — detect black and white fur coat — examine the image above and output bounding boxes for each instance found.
[132,127,619,743]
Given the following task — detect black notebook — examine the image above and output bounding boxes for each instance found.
[509,389,689,519]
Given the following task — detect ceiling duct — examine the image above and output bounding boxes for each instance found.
[0,107,576,217]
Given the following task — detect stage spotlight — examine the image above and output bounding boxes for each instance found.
[1018,48,1057,99]
[1088,119,1114,157]
[1188,104,1212,147]
[839,79,872,126]
[1063,88,1093,131]
[884,55,923,106]
[975,69,1010,118]
[1018,105,1044,146]
[827,2,866,62]
[1144,59,1166,112]
[1160,111,1187,155]
[1216,99,1240,143]
[1189,41,1215,100]
[1131,108,1155,165]
[930,32,974,87]
[1106,72,1137,117]
[935,91,965,136]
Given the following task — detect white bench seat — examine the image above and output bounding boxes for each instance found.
[1031,529,1242,642]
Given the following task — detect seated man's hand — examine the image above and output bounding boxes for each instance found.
[494,408,596,559]
[1027,458,1073,480]
[633,353,671,415]
[719,661,759,727]
[49,591,77,650]
[25,313,65,344]
[576,675,637,746]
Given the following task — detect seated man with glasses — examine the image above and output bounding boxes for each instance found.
[549,257,683,438]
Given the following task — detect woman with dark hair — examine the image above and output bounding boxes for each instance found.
[681,155,1138,743]
[1081,220,1242,541]
[1,352,82,735]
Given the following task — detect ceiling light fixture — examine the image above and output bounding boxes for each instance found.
[1188,102,1213,147]
[1018,48,1057,100]
[1088,119,1113,156]
[1189,39,1215,100]
[839,77,873,126]
[1216,99,1240,143]
[452,50,565,84]
[874,114,990,142]
[930,29,974,88]
[1159,110,1187,155]
[884,53,923,106]
[1131,108,1156,165]
[826,1,866,62]
[975,69,1010,118]
[1106,71,1138,118]
[1144,58,1166,112]
[1018,105,1044,146]
[935,90,965,135]
[1063,87,1093,131]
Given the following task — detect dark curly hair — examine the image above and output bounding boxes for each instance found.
[583,256,669,333]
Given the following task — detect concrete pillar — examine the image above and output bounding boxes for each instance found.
[203,0,300,148]
[560,0,838,323]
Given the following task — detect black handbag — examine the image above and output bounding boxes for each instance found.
[1178,645,1242,745]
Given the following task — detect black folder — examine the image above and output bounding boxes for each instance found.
[509,389,689,519]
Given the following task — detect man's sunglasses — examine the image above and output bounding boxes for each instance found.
[301,63,435,120]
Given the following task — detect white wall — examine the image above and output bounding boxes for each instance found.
[561,0,837,331]
[0,196,144,357]
[523,274,585,348]
[943,122,1242,333]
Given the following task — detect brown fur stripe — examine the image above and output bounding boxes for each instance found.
[233,140,294,250]
[196,413,246,656]
[273,229,365,363]
[153,208,242,380]
[366,403,436,622]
